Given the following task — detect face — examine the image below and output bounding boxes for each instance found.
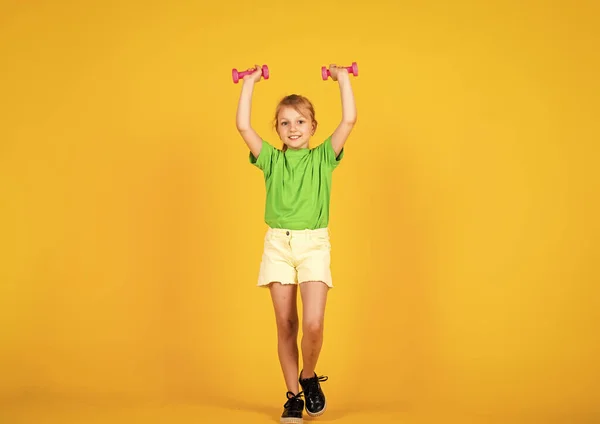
[277,106,314,150]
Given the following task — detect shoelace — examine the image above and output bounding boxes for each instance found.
[303,375,328,392]
[284,391,304,409]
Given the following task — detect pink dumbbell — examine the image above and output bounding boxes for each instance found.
[232,65,269,84]
[321,62,359,80]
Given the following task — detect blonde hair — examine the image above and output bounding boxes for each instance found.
[274,94,317,151]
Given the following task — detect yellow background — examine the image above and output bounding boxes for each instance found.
[1,0,598,423]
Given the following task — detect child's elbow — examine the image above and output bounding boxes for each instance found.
[346,109,357,125]
[236,122,250,133]
[345,115,357,126]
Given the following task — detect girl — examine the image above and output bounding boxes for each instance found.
[235,63,357,424]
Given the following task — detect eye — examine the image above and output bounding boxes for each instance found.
[281,122,287,126]
[298,120,304,124]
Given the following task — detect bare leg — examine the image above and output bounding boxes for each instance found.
[299,281,329,379]
[269,282,300,394]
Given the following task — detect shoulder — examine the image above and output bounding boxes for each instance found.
[312,137,344,167]
[249,140,282,171]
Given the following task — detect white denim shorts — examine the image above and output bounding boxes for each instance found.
[257,227,333,288]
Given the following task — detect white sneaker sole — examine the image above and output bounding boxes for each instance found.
[280,417,303,424]
[306,400,327,418]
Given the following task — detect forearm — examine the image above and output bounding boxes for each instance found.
[236,79,256,132]
[338,74,357,125]
[235,78,263,157]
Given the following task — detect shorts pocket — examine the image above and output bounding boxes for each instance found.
[310,234,331,250]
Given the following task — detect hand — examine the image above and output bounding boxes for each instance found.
[328,64,349,81]
[243,64,263,83]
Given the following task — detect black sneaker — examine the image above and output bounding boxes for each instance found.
[280,391,304,424]
[299,372,328,417]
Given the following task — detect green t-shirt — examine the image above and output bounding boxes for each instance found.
[249,137,344,230]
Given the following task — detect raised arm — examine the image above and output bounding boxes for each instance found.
[329,66,357,156]
[236,65,264,158]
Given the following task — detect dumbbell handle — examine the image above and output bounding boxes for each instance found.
[232,65,269,84]
[322,62,359,80]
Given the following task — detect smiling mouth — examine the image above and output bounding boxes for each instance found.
[288,135,301,140]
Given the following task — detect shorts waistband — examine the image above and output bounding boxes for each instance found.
[267,227,329,236]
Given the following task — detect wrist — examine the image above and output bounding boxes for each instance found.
[337,74,350,86]
[337,71,350,82]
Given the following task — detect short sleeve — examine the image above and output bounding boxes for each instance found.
[249,140,279,177]
[316,137,344,169]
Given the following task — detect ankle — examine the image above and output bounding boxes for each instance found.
[300,370,314,380]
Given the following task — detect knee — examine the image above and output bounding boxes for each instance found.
[303,319,324,339]
[276,316,299,340]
